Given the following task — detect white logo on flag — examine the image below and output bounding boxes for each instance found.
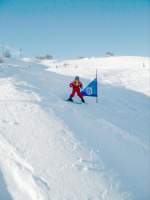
[86,87,93,95]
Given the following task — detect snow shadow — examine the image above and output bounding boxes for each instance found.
[0,170,13,200]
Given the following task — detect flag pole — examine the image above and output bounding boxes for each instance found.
[96,69,98,103]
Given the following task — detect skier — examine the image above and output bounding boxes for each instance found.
[68,76,85,103]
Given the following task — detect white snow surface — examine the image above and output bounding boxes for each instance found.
[0,56,150,200]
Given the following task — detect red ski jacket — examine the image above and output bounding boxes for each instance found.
[70,80,83,91]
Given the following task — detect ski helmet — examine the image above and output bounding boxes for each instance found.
[75,76,79,80]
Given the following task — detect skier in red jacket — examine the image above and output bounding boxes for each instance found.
[68,76,85,103]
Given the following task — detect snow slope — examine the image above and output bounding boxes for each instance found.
[0,56,150,200]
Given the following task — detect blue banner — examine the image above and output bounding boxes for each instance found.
[81,78,98,97]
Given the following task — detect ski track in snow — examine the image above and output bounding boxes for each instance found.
[0,134,50,200]
[0,57,150,200]
[0,79,127,200]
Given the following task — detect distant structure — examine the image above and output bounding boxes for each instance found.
[19,48,23,58]
[78,56,85,59]
[142,62,145,68]
[105,52,114,57]
[0,46,4,62]
[36,54,53,60]
[0,56,3,63]
[0,46,4,57]
[3,49,11,58]
[0,45,21,58]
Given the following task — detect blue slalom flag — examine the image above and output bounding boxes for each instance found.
[81,78,98,97]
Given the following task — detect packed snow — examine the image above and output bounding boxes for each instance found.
[0,56,150,200]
